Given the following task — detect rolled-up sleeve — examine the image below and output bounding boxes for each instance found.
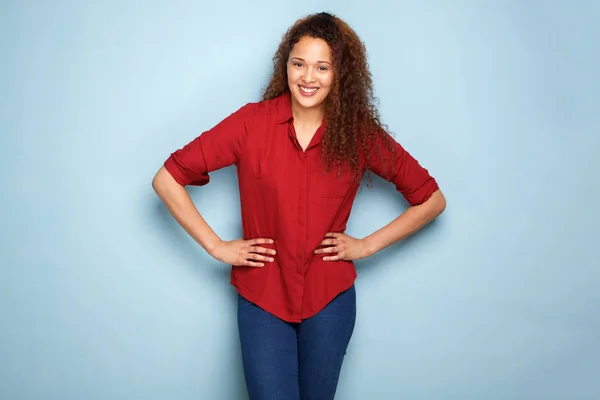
[164,103,255,186]
[367,131,439,206]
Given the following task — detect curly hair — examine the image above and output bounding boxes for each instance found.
[262,12,396,183]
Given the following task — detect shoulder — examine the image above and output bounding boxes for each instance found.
[247,94,288,116]
[234,93,289,124]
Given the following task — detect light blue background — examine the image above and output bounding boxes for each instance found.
[2,1,599,399]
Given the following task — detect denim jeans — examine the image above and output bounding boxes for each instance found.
[237,285,356,400]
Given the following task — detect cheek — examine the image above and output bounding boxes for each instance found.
[287,68,300,83]
[320,74,335,92]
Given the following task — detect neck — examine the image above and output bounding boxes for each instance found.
[291,96,325,128]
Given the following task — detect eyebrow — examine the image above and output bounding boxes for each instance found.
[290,57,332,65]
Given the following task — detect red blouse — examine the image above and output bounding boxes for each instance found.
[164,92,439,322]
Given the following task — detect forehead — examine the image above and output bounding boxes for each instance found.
[290,36,332,61]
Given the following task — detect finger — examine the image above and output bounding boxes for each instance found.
[319,238,338,247]
[323,254,341,261]
[243,259,265,267]
[316,246,339,254]
[325,232,342,238]
[250,246,277,255]
[247,252,274,263]
[249,238,274,245]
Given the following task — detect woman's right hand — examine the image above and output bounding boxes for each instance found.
[209,238,276,267]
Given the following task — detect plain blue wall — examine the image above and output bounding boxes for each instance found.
[2,1,599,399]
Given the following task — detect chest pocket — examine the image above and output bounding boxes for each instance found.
[308,167,359,199]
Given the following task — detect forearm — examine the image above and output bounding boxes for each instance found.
[152,166,221,254]
[362,189,446,256]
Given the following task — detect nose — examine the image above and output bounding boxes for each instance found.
[302,66,316,83]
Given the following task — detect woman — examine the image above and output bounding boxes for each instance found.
[152,12,446,400]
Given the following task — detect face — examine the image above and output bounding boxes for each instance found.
[287,36,334,113]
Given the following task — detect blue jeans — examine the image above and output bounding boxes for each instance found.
[237,285,356,400]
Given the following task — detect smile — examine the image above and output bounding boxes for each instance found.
[298,85,319,95]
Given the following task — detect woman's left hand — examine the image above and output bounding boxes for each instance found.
[314,232,371,261]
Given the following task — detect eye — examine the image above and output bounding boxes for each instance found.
[293,62,304,68]
[318,66,329,71]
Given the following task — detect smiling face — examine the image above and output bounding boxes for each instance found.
[287,36,334,113]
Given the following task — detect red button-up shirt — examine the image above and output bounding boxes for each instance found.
[164,92,438,322]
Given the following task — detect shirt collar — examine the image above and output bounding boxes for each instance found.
[276,90,327,150]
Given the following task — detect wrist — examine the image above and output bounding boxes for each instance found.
[205,237,222,256]
[361,236,378,258]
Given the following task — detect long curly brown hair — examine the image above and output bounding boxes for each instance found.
[262,12,396,182]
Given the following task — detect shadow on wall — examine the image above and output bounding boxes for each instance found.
[353,173,446,279]
[152,190,231,278]
[150,166,238,280]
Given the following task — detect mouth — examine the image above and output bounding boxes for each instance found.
[298,85,319,96]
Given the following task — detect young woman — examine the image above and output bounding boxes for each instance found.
[153,12,446,400]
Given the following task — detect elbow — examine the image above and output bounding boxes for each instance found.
[423,189,446,218]
[153,165,187,199]
[152,166,172,197]
[432,189,446,216]
[152,170,163,194]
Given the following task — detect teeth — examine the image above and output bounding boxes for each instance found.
[300,86,318,93]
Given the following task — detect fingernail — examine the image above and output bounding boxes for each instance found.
[270,239,274,243]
